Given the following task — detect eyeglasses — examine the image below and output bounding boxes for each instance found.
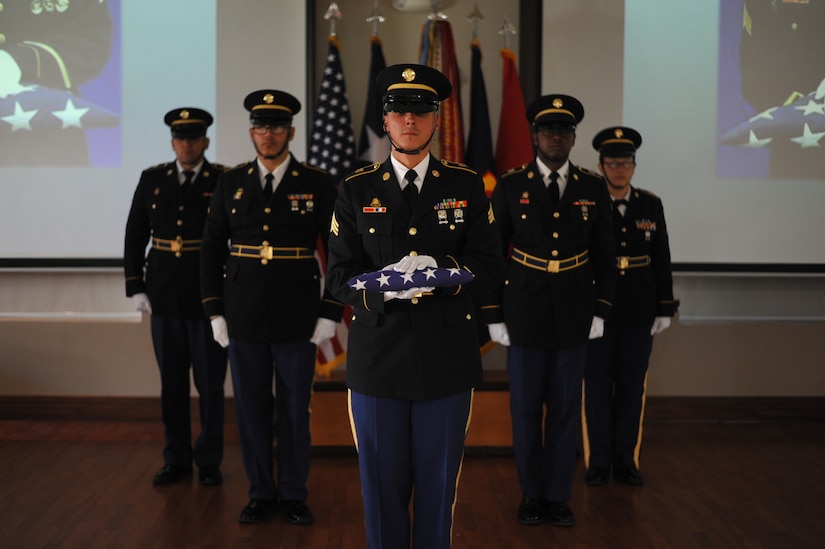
[603,160,636,169]
[536,127,575,138]
[251,124,290,136]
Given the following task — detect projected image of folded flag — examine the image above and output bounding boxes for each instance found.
[348,267,474,292]
[719,78,825,149]
[1,85,120,133]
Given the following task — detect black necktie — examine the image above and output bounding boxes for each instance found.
[547,171,560,208]
[403,169,418,210]
[263,173,274,202]
[182,170,194,192]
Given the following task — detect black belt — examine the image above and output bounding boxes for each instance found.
[152,236,201,254]
[616,255,651,269]
[511,248,589,273]
[229,243,315,262]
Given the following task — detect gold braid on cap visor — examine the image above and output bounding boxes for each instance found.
[534,107,574,121]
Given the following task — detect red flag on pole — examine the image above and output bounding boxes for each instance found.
[418,19,464,163]
[495,48,533,173]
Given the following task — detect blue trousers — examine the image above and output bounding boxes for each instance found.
[150,315,227,469]
[507,344,586,503]
[229,339,315,501]
[349,390,472,549]
[583,323,653,469]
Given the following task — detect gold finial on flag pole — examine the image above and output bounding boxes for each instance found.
[324,2,343,36]
[498,17,517,50]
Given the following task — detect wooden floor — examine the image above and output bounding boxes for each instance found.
[1,416,824,549]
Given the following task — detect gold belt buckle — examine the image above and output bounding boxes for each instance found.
[547,260,560,273]
[170,237,183,253]
[260,242,274,261]
[618,256,629,269]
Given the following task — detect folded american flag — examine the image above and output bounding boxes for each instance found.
[348,267,474,292]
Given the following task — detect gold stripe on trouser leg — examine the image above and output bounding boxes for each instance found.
[346,389,359,452]
[450,389,474,545]
[581,379,590,469]
[633,374,648,469]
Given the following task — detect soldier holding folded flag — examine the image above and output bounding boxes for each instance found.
[325,64,505,549]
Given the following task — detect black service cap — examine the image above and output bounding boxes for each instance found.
[592,126,642,156]
[164,107,213,138]
[376,63,452,113]
[244,90,301,124]
[526,94,584,128]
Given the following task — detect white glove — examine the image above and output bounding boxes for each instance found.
[650,316,671,335]
[131,292,152,314]
[392,254,437,273]
[487,323,511,346]
[589,316,605,340]
[311,318,337,344]
[384,287,435,301]
[210,316,229,348]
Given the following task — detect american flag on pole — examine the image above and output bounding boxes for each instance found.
[358,36,391,165]
[308,35,357,184]
[309,34,357,376]
[465,38,497,197]
[418,17,464,163]
[495,47,533,173]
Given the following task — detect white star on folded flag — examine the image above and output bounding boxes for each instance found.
[348,267,475,292]
[52,98,90,129]
[308,36,356,181]
[720,77,825,150]
[2,101,37,131]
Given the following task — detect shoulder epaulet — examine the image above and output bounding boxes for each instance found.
[634,187,661,200]
[500,164,529,179]
[301,162,329,174]
[440,158,477,175]
[576,165,603,178]
[230,160,252,170]
[344,162,381,182]
[211,163,229,172]
[146,161,172,171]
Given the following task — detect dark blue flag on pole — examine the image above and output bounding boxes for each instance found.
[358,36,390,165]
[308,35,357,182]
[464,38,497,197]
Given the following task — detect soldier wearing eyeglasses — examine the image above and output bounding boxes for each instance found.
[487,94,616,528]
[581,126,678,488]
[200,89,344,526]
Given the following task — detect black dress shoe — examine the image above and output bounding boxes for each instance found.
[280,499,314,525]
[517,496,544,525]
[198,466,222,486]
[240,499,275,524]
[544,501,575,527]
[585,467,610,486]
[152,464,192,485]
[614,466,645,486]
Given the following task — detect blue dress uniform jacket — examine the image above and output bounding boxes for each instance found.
[200,155,344,341]
[610,187,677,326]
[489,160,617,349]
[124,160,224,319]
[325,156,505,401]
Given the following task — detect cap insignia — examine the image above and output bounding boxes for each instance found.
[553,98,563,108]
[615,128,624,138]
[263,93,275,104]
[402,68,416,82]
[180,110,190,120]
